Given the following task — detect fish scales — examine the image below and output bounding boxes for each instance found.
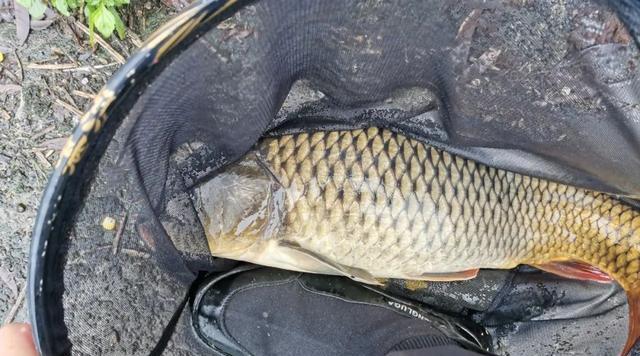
[198,127,640,285]
[256,128,633,282]
[196,127,640,355]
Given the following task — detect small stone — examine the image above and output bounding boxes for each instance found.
[102,216,117,231]
[81,77,89,85]
[16,203,26,213]
[561,86,571,96]
[78,52,92,61]
[110,329,120,344]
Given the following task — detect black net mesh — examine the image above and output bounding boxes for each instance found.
[32,0,640,355]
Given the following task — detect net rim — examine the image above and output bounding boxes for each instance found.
[27,0,243,354]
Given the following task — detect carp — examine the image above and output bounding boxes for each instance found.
[195,128,640,354]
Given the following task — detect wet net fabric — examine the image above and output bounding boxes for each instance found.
[53,0,640,355]
[127,0,640,213]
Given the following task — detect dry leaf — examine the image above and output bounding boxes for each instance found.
[37,137,68,151]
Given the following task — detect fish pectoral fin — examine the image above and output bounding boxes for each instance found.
[408,269,479,282]
[277,241,382,286]
[532,261,612,283]
[623,290,640,356]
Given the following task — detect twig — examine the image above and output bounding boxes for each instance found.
[61,63,119,72]
[128,32,143,47]
[0,65,21,84]
[25,62,119,72]
[13,49,23,82]
[60,49,80,67]
[29,57,62,65]
[29,125,55,140]
[54,98,83,117]
[40,76,55,98]
[74,21,126,64]
[34,151,52,168]
[112,212,128,255]
[3,282,26,324]
[32,157,47,183]
[26,62,79,70]
[35,137,67,151]
[121,248,150,259]
[63,18,82,45]
[56,85,78,108]
[72,89,96,99]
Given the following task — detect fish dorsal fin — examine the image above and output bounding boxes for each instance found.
[532,261,613,283]
[277,241,383,285]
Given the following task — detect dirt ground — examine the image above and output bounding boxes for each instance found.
[0,1,173,325]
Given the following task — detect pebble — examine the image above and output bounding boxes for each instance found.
[102,216,117,231]
[78,52,92,61]
[109,329,120,344]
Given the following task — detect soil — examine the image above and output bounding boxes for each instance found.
[0,0,173,325]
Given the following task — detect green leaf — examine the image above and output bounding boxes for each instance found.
[54,0,70,16]
[86,0,101,7]
[29,0,47,19]
[15,0,33,9]
[84,4,94,19]
[67,0,80,9]
[93,4,115,38]
[103,0,115,7]
[114,0,128,6]
[107,7,126,39]
[87,5,96,45]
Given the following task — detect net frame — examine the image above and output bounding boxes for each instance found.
[28,1,244,354]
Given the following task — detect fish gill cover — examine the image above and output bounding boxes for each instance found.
[29,0,640,355]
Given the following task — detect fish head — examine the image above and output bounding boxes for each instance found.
[195,155,283,258]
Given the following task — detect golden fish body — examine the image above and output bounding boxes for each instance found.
[195,128,640,354]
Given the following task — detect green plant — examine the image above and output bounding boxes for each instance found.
[16,0,129,41]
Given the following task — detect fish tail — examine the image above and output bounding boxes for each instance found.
[622,290,640,355]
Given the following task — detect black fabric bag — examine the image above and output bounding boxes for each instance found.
[192,266,491,356]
